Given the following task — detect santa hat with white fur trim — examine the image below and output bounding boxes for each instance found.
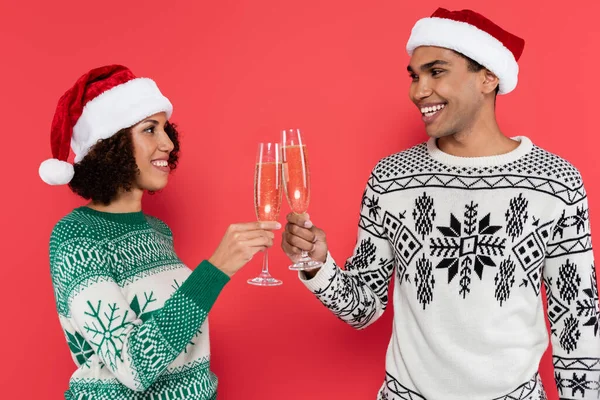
[406,8,525,94]
[39,65,173,185]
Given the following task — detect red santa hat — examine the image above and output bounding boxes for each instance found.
[406,8,525,94]
[39,64,173,185]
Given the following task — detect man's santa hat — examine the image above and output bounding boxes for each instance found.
[406,8,525,94]
[39,64,173,185]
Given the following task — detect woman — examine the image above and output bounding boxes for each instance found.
[40,65,279,399]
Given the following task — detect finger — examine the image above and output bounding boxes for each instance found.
[282,230,311,247]
[244,246,269,261]
[256,221,283,231]
[234,230,275,242]
[241,235,274,248]
[312,227,326,243]
[284,230,315,252]
[286,222,316,242]
[230,221,282,232]
[281,234,304,255]
[286,212,313,229]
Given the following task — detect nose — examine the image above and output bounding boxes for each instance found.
[158,130,175,153]
[411,78,433,102]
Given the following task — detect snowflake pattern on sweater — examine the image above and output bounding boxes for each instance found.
[301,137,599,400]
[50,207,228,399]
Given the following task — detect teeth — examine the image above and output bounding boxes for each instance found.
[152,160,168,167]
[421,104,445,116]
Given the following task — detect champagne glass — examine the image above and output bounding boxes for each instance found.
[281,129,323,271]
[248,143,283,286]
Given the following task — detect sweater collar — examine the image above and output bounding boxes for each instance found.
[75,206,147,225]
[426,136,533,167]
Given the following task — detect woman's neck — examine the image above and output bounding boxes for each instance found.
[88,188,144,213]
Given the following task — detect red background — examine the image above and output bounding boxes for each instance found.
[1,0,599,398]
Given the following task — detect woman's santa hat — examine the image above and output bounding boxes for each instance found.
[39,64,173,185]
[406,8,525,94]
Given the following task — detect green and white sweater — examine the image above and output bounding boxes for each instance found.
[49,206,229,400]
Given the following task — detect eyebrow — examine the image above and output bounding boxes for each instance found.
[141,119,159,125]
[407,60,450,73]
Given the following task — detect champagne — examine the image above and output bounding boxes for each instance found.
[248,142,283,286]
[254,162,282,221]
[283,144,310,214]
[281,130,322,271]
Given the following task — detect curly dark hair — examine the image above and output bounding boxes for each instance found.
[69,121,181,205]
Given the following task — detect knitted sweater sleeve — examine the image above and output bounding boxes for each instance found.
[542,177,600,400]
[50,223,229,392]
[299,169,395,329]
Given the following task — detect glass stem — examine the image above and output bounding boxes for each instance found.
[300,250,310,261]
[262,249,270,274]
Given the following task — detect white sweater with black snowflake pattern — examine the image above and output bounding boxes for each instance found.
[301,136,599,400]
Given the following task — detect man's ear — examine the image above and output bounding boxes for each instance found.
[482,69,500,94]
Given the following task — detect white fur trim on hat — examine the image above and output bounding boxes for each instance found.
[406,17,519,94]
[72,77,173,162]
[39,158,75,185]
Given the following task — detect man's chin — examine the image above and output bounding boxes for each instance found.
[425,129,443,139]
[425,128,455,139]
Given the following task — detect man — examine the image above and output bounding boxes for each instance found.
[282,8,599,400]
